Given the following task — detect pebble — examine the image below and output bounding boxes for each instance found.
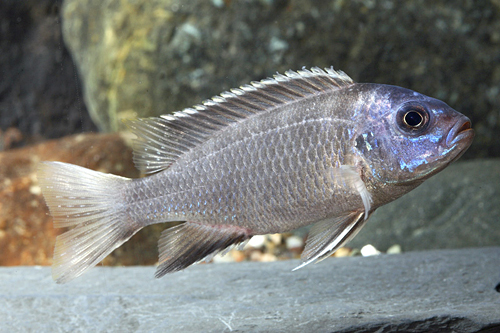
[333,247,351,257]
[285,235,304,250]
[247,235,266,248]
[212,252,236,263]
[360,244,381,257]
[269,233,282,245]
[210,234,400,264]
[387,244,402,254]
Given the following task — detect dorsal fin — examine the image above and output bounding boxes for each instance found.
[125,67,354,174]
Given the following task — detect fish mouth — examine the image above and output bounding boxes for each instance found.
[446,118,474,148]
[434,116,474,172]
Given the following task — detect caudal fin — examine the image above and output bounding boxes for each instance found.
[38,162,138,284]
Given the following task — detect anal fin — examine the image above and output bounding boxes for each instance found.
[293,211,366,271]
[156,222,251,278]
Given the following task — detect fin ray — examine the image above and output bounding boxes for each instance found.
[38,162,139,283]
[293,211,366,271]
[155,222,251,278]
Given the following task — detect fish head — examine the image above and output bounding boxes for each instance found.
[355,84,474,189]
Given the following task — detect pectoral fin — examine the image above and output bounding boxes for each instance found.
[155,222,251,278]
[329,165,372,219]
[293,211,366,271]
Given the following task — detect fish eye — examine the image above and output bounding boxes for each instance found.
[397,104,430,134]
[404,111,423,127]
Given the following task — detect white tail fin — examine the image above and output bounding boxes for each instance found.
[38,162,138,284]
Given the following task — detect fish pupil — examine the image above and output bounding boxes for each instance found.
[404,110,423,127]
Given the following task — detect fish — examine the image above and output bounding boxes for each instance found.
[37,67,474,283]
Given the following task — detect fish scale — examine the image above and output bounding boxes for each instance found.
[38,67,474,283]
[132,119,338,230]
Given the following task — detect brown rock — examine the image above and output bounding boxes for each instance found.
[0,133,164,267]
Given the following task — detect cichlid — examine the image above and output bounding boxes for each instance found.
[38,67,474,283]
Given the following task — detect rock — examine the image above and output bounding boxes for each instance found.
[61,0,499,160]
[0,133,165,266]
[348,159,500,252]
[0,247,498,332]
[0,0,96,147]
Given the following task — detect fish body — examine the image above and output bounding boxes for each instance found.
[38,68,474,283]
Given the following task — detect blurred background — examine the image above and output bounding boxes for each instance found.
[0,0,498,268]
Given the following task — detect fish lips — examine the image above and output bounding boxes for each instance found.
[446,116,475,152]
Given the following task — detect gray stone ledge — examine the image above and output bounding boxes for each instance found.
[1,247,499,332]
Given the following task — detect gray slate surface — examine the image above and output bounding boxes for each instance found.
[349,159,500,252]
[1,247,499,332]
